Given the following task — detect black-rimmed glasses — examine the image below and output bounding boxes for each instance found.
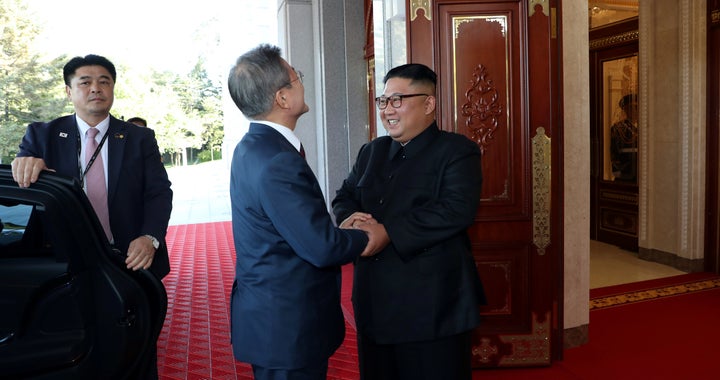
[375,93,429,110]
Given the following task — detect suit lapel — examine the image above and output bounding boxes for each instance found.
[56,117,81,177]
[106,117,126,203]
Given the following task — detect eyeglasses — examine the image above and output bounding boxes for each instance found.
[277,69,304,92]
[284,69,304,87]
[375,93,429,110]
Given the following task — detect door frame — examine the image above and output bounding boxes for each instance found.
[589,18,640,251]
[705,1,720,274]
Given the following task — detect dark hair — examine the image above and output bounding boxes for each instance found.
[63,54,117,86]
[127,117,147,127]
[227,44,291,119]
[619,94,637,108]
[383,63,437,91]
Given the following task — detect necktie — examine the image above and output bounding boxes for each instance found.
[85,128,113,241]
[300,144,306,160]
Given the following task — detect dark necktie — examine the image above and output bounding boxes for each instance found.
[300,144,306,160]
[85,128,113,241]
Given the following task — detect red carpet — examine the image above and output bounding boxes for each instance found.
[159,222,359,380]
[159,222,252,380]
[159,222,720,379]
[480,273,720,379]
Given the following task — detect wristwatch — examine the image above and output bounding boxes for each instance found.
[144,234,160,249]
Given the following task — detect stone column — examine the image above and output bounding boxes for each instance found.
[278,0,368,209]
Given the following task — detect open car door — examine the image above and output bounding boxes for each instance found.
[0,164,167,380]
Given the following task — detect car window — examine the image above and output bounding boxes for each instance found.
[0,200,61,260]
[0,203,32,247]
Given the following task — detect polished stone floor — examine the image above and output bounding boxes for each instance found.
[589,239,686,288]
[166,160,231,226]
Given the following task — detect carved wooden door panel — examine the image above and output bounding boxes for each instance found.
[408,0,563,367]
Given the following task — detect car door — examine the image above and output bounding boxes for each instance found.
[0,164,166,380]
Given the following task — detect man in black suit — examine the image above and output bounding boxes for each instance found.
[333,63,485,380]
[11,54,172,378]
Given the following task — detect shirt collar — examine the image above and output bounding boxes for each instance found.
[76,114,110,138]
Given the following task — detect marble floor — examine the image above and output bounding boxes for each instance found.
[166,160,231,226]
[590,239,686,289]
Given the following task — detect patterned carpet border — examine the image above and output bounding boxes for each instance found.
[589,277,720,310]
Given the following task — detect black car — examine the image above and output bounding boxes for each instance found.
[0,164,166,379]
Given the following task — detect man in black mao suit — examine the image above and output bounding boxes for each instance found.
[333,63,486,380]
[11,54,172,378]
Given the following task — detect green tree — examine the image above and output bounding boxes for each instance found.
[0,0,68,163]
[200,95,224,160]
[119,58,226,165]
[175,58,224,161]
[1,0,225,166]
[189,59,224,160]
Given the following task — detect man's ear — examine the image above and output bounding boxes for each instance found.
[65,85,72,99]
[275,89,289,109]
[424,95,437,115]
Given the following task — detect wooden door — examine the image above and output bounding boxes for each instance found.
[364,0,378,140]
[407,0,563,367]
[589,19,639,252]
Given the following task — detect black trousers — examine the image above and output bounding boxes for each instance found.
[357,331,473,380]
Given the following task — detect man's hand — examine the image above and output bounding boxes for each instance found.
[126,236,157,271]
[11,157,52,188]
[356,223,390,257]
[340,212,377,229]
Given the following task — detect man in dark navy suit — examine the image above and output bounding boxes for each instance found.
[333,63,485,380]
[226,44,388,380]
[11,54,172,379]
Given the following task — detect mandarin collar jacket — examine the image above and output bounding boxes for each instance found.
[332,121,486,344]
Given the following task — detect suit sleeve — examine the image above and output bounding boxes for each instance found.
[260,151,368,267]
[16,123,48,158]
[15,121,80,178]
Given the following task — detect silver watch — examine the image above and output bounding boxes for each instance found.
[144,234,160,249]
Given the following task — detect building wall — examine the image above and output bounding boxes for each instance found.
[562,0,591,338]
[279,0,367,212]
[640,0,706,270]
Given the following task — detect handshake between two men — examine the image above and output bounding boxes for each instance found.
[339,212,389,258]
